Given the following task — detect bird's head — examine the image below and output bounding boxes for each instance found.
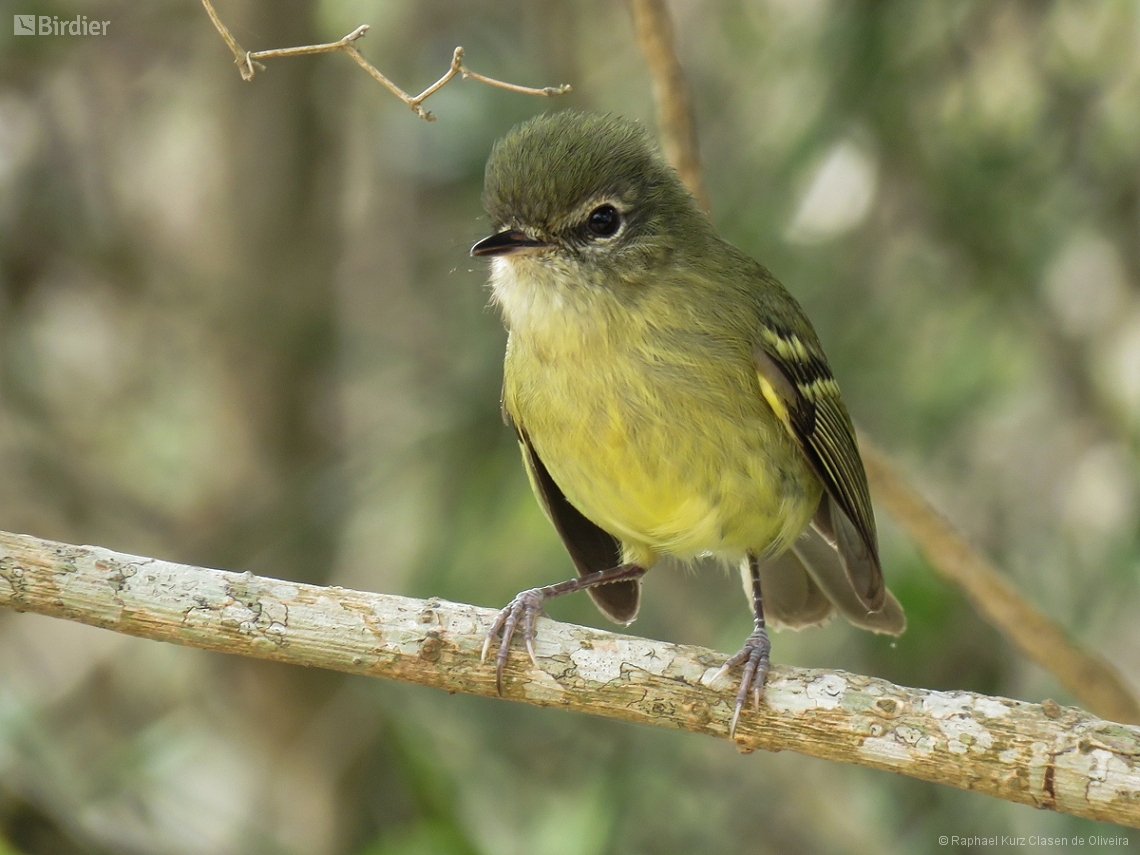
[472,112,708,293]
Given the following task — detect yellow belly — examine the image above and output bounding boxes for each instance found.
[503,326,821,567]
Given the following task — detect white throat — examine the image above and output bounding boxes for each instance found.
[489,256,570,333]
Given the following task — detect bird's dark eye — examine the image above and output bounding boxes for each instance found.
[586,204,621,238]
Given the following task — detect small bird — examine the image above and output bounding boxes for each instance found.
[471,111,904,736]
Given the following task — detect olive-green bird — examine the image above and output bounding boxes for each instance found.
[471,111,904,736]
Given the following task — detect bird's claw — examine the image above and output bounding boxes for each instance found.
[481,588,545,694]
[712,626,771,739]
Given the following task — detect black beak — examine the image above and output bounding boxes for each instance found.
[470,228,547,257]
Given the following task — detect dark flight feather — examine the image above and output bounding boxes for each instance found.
[754,329,887,617]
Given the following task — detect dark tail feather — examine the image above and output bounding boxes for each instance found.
[792,496,905,636]
[753,550,835,629]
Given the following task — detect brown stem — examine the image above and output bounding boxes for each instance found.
[628,0,711,210]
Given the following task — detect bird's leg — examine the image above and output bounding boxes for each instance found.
[713,552,771,738]
[482,563,647,693]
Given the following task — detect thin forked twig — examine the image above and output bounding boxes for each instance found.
[200,0,245,68]
[200,0,570,121]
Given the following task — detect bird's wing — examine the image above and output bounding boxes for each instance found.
[753,326,888,619]
[506,410,640,624]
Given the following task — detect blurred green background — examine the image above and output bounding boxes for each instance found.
[1,0,1138,852]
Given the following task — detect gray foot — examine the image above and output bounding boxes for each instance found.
[713,625,771,738]
[481,588,545,694]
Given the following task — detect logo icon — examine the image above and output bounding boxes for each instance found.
[13,15,35,35]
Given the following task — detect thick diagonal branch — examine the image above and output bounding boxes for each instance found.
[627,0,1140,728]
[1,530,1138,828]
[858,438,1140,726]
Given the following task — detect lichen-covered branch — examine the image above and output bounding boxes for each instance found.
[200,0,570,121]
[1,531,1138,828]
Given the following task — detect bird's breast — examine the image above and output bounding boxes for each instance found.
[500,280,820,562]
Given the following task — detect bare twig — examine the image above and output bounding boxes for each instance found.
[343,45,570,122]
[628,0,710,210]
[1,530,1138,827]
[859,435,1140,725]
[627,0,1140,727]
[200,0,570,121]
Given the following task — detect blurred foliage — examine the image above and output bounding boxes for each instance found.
[0,0,1139,852]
